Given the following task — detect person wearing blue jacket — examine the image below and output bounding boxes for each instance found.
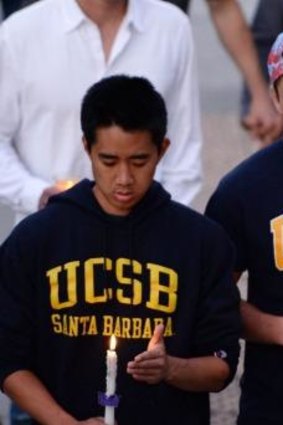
[206,33,283,425]
[0,75,240,425]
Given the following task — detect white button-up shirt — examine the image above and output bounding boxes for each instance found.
[0,0,202,222]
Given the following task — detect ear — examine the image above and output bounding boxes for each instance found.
[270,85,283,114]
[158,138,170,161]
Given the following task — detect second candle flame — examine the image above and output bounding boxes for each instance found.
[109,335,117,351]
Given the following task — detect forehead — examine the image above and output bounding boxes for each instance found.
[94,125,156,154]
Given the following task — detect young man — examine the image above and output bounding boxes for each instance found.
[206,33,283,425]
[0,75,240,425]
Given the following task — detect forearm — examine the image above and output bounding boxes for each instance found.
[207,0,268,98]
[165,355,230,392]
[4,370,76,425]
[241,300,283,345]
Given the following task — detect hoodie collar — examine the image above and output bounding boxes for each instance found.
[61,0,145,34]
[49,179,171,223]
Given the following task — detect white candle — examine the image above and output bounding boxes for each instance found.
[104,335,117,425]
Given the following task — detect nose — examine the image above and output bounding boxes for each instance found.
[116,163,134,185]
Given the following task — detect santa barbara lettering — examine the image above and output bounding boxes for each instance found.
[51,313,174,338]
[46,257,178,313]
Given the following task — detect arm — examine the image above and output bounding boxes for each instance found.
[0,235,104,425]
[160,16,202,205]
[127,325,230,392]
[128,228,240,391]
[207,0,282,145]
[0,24,50,215]
[4,370,104,425]
[240,300,283,345]
[234,271,283,345]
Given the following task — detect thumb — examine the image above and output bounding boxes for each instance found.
[148,324,164,351]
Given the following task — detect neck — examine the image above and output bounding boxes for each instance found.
[76,0,127,27]
[76,0,128,61]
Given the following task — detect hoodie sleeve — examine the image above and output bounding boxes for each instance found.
[192,220,241,387]
[205,178,248,272]
[0,226,35,389]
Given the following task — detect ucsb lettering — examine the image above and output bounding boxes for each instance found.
[46,257,178,313]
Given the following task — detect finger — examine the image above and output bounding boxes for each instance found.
[148,324,164,350]
[128,358,164,371]
[130,372,162,385]
[134,348,163,363]
[128,365,161,376]
[38,196,48,210]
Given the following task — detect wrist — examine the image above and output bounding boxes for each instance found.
[51,409,77,425]
[164,355,177,385]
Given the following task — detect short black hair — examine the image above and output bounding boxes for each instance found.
[81,75,167,151]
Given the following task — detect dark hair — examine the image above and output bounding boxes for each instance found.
[81,75,167,151]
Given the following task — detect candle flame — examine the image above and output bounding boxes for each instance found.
[56,180,76,191]
[109,334,117,351]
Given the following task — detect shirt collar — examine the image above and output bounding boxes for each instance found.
[61,0,145,34]
[61,0,87,33]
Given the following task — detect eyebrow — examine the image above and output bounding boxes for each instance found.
[98,153,117,159]
[98,153,150,160]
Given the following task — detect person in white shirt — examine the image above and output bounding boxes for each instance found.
[0,0,202,224]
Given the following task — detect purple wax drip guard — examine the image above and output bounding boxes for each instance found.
[98,392,120,407]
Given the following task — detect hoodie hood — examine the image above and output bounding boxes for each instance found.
[48,178,171,224]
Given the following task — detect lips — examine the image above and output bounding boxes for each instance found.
[114,191,134,203]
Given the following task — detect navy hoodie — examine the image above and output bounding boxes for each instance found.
[0,180,240,425]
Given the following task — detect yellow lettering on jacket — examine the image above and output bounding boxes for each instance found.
[116,258,142,305]
[51,314,98,337]
[146,263,178,313]
[46,257,179,314]
[271,215,283,271]
[102,315,173,338]
[85,257,112,303]
[51,314,174,338]
[47,261,80,309]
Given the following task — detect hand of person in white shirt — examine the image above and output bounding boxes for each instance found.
[38,185,65,210]
[38,180,77,209]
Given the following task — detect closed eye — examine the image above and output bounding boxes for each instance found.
[101,159,117,166]
[131,155,150,166]
[131,159,148,166]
